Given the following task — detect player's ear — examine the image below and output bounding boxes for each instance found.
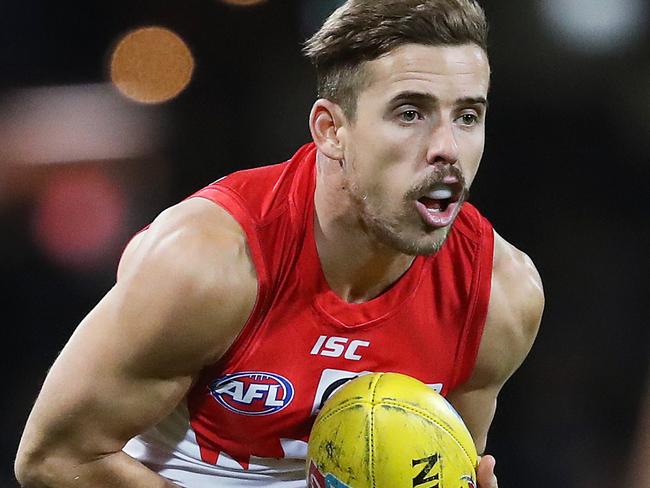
[309,99,347,161]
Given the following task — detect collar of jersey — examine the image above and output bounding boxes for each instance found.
[297,187,427,329]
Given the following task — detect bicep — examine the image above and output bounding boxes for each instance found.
[22,285,199,461]
[446,387,497,455]
[21,201,258,463]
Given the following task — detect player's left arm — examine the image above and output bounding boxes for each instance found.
[447,229,545,455]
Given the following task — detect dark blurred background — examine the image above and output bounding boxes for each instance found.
[1,1,648,487]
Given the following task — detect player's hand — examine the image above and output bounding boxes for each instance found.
[476,455,498,488]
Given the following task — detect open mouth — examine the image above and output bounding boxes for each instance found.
[415,182,464,228]
[418,182,463,211]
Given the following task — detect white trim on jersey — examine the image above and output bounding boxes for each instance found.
[123,401,307,487]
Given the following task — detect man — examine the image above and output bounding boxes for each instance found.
[15,1,543,487]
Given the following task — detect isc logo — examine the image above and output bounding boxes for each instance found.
[209,371,294,416]
[310,335,370,361]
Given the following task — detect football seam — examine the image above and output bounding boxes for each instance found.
[380,399,474,467]
[315,399,474,472]
[317,400,367,423]
[369,374,380,488]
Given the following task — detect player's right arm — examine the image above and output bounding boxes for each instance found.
[15,197,258,487]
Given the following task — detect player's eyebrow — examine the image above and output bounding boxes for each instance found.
[388,91,438,109]
[456,96,489,110]
[388,91,488,110]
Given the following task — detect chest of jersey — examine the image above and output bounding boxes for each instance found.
[184,147,491,470]
[186,263,467,469]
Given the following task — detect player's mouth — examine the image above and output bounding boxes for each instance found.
[415,181,464,229]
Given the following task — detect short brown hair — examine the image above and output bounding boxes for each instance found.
[303,0,488,120]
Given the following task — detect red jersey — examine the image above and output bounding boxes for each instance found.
[124,143,494,487]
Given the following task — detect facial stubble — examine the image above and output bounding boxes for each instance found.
[345,171,468,257]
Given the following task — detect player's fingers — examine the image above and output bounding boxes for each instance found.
[476,454,498,488]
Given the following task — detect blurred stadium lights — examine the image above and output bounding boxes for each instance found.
[110,26,194,104]
[299,0,346,37]
[31,167,127,270]
[0,83,166,271]
[0,83,162,165]
[538,0,648,55]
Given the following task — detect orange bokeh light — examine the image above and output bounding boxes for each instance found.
[110,26,194,104]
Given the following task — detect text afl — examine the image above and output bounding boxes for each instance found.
[209,371,294,416]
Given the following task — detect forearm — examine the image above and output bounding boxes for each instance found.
[16,450,178,488]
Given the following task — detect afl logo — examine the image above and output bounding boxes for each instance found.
[209,371,294,416]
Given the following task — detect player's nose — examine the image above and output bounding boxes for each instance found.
[426,120,459,166]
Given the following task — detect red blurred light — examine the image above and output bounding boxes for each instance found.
[32,168,127,269]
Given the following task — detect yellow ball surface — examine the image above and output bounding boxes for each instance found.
[307,373,477,488]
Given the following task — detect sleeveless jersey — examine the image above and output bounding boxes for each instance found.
[123,143,494,487]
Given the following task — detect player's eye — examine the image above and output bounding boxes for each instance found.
[457,113,479,126]
[399,110,421,123]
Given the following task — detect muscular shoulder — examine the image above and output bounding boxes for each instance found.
[491,230,544,344]
[118,198,252,281]
[115,197,258,369]
[469,230,544,390]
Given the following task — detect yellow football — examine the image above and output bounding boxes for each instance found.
[306,372,478,488]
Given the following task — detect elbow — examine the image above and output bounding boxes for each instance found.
[15,443,67,488]
[474,437,487,458]
[15,449,43,487]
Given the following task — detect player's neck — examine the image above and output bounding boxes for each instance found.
[314,157,415,304]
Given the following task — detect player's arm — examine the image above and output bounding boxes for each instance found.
[15,198,257,487]
[447,230,544,455]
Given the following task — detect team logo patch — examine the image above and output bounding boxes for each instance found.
[209,371,294,416]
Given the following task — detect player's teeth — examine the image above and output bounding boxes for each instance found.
[427,188,453,200]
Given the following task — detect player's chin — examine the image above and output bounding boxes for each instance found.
[392,228,450,256]
[371,214,450,256]
[420,229,451,255]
